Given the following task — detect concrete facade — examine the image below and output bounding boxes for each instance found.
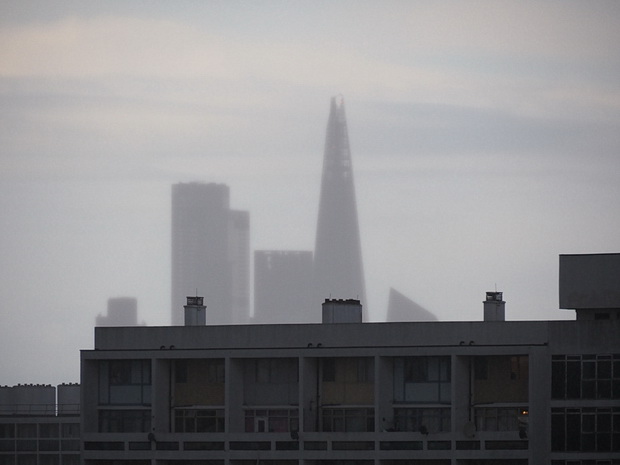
[80,306,620,464]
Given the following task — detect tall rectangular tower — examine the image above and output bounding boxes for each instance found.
[229,210,250,324]
[171,182,249,325]
[254,250,314,323]
[313,96,367,315]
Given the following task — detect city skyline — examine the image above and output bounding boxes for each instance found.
[1,1,619,386]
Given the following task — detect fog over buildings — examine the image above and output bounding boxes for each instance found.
[95,297,139,327]
[1,1,620,386]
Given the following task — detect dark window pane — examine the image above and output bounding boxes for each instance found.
[0,440,15,451]
[175,360,188,383]
[39,424,59,438]
[16,425,36,438]
[599,380,612,399]
[407,358,427,382]
[0,425,15,439]
[599,361,612,379]
[582,433,595,451]
[61,423,79,438]
[583,414,595,432]
[552,361,565,399]
[566,412,581,451]
[583,361,596,379]
[38,440,59,451]
[16,440,36,451]
[598,413,612,432]
[551,413,566,452]
[322,359,335,382]
[566,361,581,399]
[582,380,595,398]
[598,432,612,451]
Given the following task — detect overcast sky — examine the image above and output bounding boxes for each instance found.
[1,1,619,386]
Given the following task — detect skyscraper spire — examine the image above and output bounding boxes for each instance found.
[314,96,367,315]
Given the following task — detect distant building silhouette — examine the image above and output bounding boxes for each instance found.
[314,96,367,316]
[254,250,314,323]
[386,288,437,322]
[171,182,249,325]
[229,210,251,324]
[96,297,138,326]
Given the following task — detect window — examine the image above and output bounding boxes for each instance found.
[394,357,451,404]
[99,409,151,433]
[474,357,488,380]
[254,359,298,384]
[357,358,372,382]
[322,407,374,432]
[552,354,620,400]
[175,360,188,383]
[551,407,620,452]
[99,360,151,405]
[322,358,336,382]
[17,424,37,438]
[175,409,225,433]
[38,456,59,465]
[393,407,451,433]
[244,409,298,433]
[0,424,14,438]
[475,407,528,432]
[61,423,80,438]
[510,356,527,380]
[208,361,225,384]
[39,424,59,438]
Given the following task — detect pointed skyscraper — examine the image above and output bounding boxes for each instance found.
[314,96,367,315]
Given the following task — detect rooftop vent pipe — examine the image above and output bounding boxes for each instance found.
[483,291,505,322]
[184,296,206,326]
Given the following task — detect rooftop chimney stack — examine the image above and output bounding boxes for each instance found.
[322,298,363,323]
[184,296,206,326]
[483,291,505,322]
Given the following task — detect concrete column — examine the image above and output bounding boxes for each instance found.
[301,356,319,432]
[80,359,99,433]
[528,346,551,462]
[227,357,245,433]
[452,355,473,439]
[376,356,393,432]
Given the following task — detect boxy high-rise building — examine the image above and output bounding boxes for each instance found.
[254,250,315,323]
[171,182,249,325]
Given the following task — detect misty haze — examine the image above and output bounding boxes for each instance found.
[1,0,619,392]
[1,2,620,464]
